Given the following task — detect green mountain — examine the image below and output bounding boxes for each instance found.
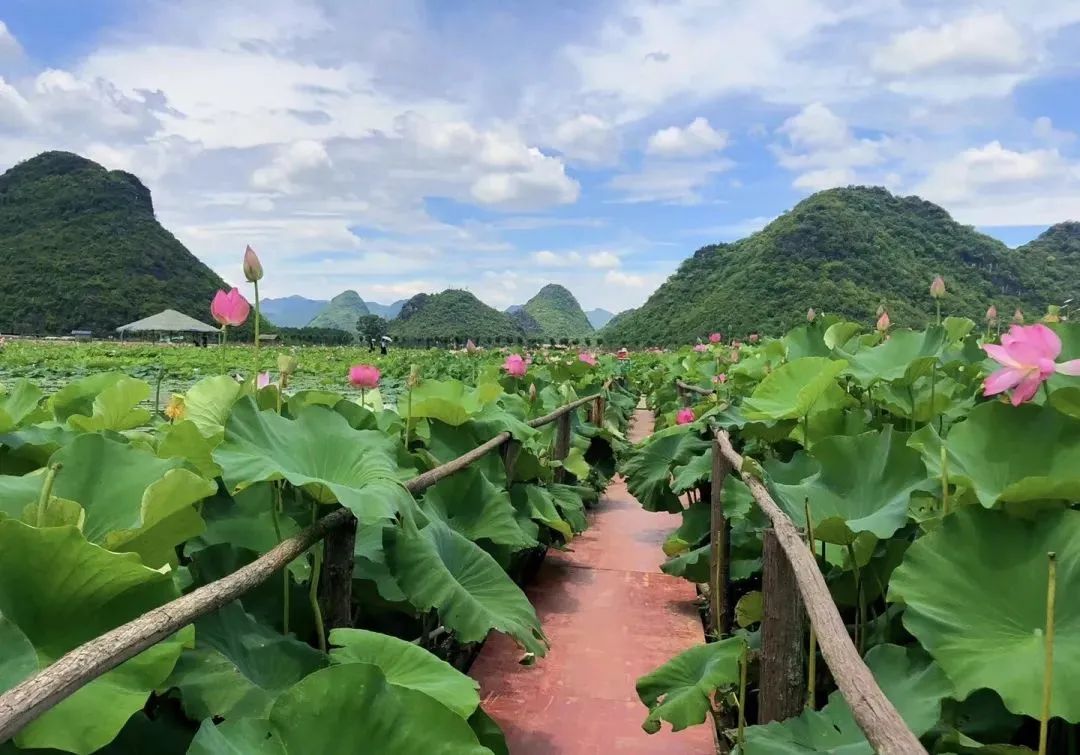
[521,284,593,339]
[366,299,406,319]
[0,151,232,335]
[509,307,543,337]
[599,309,636,342]
[602,186,1073,344]
[586,308,615,329]
[389,289,523,342]
[262,295,328,327]
[307,290,370,332]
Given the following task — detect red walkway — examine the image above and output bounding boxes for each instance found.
[470,409,715,754]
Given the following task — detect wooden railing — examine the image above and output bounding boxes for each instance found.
[0,393,606,744]
[672,379,925,754]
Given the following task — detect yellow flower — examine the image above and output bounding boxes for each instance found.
[164,395,186,421]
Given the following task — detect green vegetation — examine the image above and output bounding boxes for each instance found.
[0,152,232,336]
[522,284,594,340]
[603,186,1077,344]
[307,290,370,332]
[389,289,524,343]
[356,314,388,344]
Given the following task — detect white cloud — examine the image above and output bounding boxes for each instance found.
[533,250,580,267]
[586,250,620,268]
[1033,116,1076,145]
[551,114,620,165]
[608,158,734,204]
[251,140,332,193]
[531,249,620,269]
[647,117,728,158]
[0,21,21,61]
[774,103,889,190]
[914,141,1071,205]
[872,13,1029,76]
[605,270,648,288]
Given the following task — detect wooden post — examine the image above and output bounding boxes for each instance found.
[676,382,687,406]
[319,511,358,634]
[759,528,807,724]
[590,395,605,426]
[502,438,522,487]
[553,412,572,483]
[710,439,732,638]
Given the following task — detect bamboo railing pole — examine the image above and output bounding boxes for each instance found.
[759,528,806,723]
[709,438,732,637]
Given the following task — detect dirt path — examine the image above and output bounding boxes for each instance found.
[469,408,715,754]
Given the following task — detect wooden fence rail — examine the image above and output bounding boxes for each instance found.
[0,393,601,744]
[669,379,924,753]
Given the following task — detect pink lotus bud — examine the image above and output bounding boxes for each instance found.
[579,351,597,366]
[466,339,477,354]
[807,307,816,322]
[748,333,759,343]
[528,383,538,402]
[694,343,709,352]
[1013,308,1024,324]
[348,364,380,389]
[876,311,891,332]
[986,305,998,324]
[713,373,727,384]
[676,407,695,425]
[243,245,263,282]
[930,275,945,299]
[709,332,722,344]
[256,372,272,389]
[210,288,251,327]
[503,354,527,378]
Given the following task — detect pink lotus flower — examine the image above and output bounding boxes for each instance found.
[749,333,760,343]
[694,343,709,352]
[930,275,946,299]
[243,245,263,282]
[676,407,695,425]
[504,354,527,378]
[211,288,251,327]
[348,364,380,389]
[579,351,598,366]
[983,324,1080,406]
[257,371,272,389]
[713,373,727,384]
[709,332,722,344]
[876,311,891,332]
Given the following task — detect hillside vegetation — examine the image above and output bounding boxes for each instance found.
[522,284,594,339]
[603,186,1075,344]
[307,290,369,332]
[0,152,232,334]
[389,289,524,342]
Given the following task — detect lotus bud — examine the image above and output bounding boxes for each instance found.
[807,307,816,322]
[876,304,885,317]
[748,333,759,343]
[466,339,477,354]
[930,275,946,299]
[986,305,998,324]
[876,311,891,332]
[528,383,538,402]
[407,363,421,389]
[164,394,186,422]
[243,245,264,282]
[277,353,298,376]
[1013,308,1025,324]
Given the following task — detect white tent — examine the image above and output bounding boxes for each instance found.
[115,309,220,338]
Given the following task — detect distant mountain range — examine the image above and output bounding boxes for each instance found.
[261,294,406,328]
[585,308,615,329]
[390,289,522,341]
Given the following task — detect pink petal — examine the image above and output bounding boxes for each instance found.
[1010,372,1044,405]
[1028,324,1062,360]
[983,344,1021,369]
[983,367,1024,396]
[1056,359,1080,376]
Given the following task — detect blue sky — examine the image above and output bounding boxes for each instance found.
[1,1,1079,311]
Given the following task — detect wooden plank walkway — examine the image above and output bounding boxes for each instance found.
[470,409,715,754]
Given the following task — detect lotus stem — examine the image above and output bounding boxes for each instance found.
[220,325,228,376]
[936,299,941,327]
[1040,551,1058,755]
[253,279,261,375]
[34,463,62,527]
[847,542,865,653]
[805,498,817,710]
[941,443,950,517]
[272,482,289,634]
[736,642,748,748]
[309,502,326,652]
[154,366,166,418]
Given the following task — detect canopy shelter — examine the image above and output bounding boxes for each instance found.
[115,309,220,342]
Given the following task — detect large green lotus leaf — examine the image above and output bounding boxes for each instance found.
[352,522,406,602]
[546,483,590,534]
[421,467,534,549]
[164,601,326,720]
[783,323,832,360]
[908,401,1080,508]
[467,708,510,755]
[739,644,951,754]
[660,543,710,583]
[509,484,573,540]
[0,380,45,433]
[888,507,1080,721]
[329,628,480,718]
[67,376,152,432]
[621,426,711,513]
[742,357,849,420]
[0,520,191,754]
[635,636,745,733]
[842,328,945,386]
[268,663,490,754]
[423,420,508,490]
[824,321,863,350]
[48,372,131,424]
[157,419,223,479]
[671,447,712,495]
[663,500,710,556]
[183,375,244,439]
[1050,386,1080,420]
[386,521,547,656]
[0,613,36,691]
[214,398,412,525]
[766,426,930,544]
[188,718,285,755]
[400,379,502,427]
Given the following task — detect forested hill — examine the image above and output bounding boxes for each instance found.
[306,290,369,332]
[521,284,593,339]
[389,289,524,341]
[0,151,231,334]
[602,186,1075,344]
